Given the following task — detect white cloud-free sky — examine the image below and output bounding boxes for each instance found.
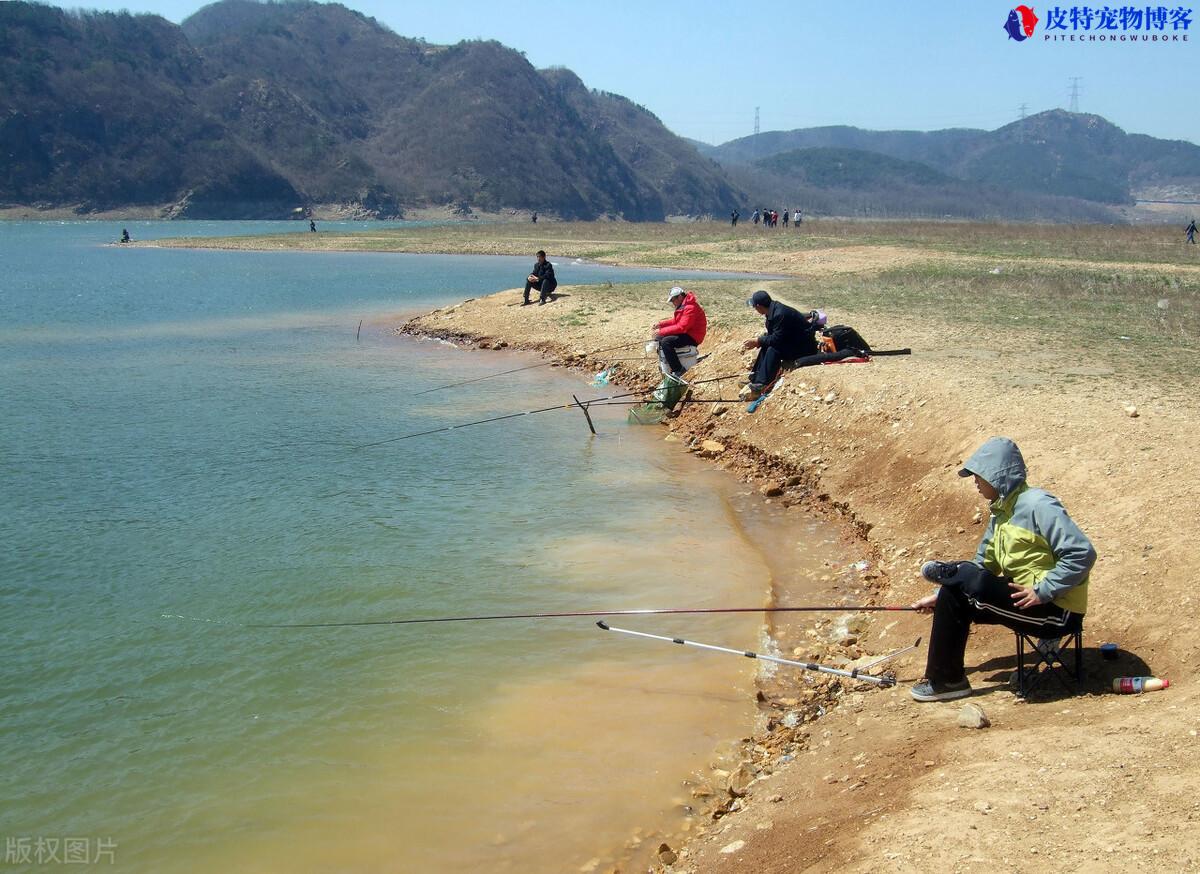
[67,0,1198,145]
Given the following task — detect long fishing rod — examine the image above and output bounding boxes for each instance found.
[240,605,915,629]
[413,341,645,396]
[350,373,745,448]
[597,621,921,688]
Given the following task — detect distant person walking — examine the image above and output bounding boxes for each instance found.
[782,210,789,228]
[309,219,317,232]
[531,212,538,223]
[794,208,803,226]
[752,209,760,225]
[522,249,557,306]
[1187,219,1197,244]
[731,209,740,226]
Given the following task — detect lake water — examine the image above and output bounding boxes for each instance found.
[0,221,847,871]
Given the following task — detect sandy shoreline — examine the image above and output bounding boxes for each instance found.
[391,224,1200,872]
[150,219,1200,869]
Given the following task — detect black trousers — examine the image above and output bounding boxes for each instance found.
[750,345,809,386]
[523,279,557,303]
[659,333,698,374]
[924,562,1081,685]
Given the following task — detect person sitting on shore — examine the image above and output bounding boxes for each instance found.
[522,250,557,306]
[909,436,1096,702]
[653,286,708,379]
[120,228,130,244]
[739,290,818,399]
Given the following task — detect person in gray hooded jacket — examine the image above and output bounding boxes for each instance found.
[909,436,1096,702]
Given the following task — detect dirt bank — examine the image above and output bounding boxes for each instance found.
[400,241,1200,871]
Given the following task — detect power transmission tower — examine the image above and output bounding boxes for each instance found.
[754,106,761,157]
[1018,103,1028,143]
[1068,77,1082,113]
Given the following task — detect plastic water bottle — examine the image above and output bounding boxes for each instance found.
[1112,676,1169,694]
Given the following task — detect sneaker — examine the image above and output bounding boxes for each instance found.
[910,678,973,702]
[521,301,531,306]
[920,560,958,583]
[738,383,764,401]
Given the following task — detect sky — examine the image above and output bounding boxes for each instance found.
[66,0,1198,146]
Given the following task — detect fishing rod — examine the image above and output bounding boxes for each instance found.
[596,621,921,688]
[587,398,744,406]
[413,341,645,396]
[350,373,746,448]
[240,605,915,629]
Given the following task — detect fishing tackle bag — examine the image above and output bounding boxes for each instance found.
[818,325,872,355]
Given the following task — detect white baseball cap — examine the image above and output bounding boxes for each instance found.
[667,286,685,301]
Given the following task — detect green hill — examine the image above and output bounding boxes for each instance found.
[712,111,1200,215]
[0,0,745,219]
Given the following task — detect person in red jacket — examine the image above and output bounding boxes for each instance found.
[654,286,707,378]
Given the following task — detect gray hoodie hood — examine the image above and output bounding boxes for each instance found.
[959,436,1027,499]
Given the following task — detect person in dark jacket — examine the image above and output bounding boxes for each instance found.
[909,437,1096,701]
[654,286,708,378]
[522,250,557,305]
[740,290,818,398]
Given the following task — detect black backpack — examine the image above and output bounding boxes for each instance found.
[821,325,872,355]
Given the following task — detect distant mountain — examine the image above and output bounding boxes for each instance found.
[712,111,1200,216]
[0,3,301,216]
[756,148,958,189]
[733,146,1116,222]
[0,0,745,219]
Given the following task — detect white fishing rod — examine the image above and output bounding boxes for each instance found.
[596,621,920,688]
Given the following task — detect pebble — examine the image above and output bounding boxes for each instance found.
[727,763,755,797]
[657,843,678,866]
[719,840,746,855]
[1125,405,1139,418]
[958,702,991,729]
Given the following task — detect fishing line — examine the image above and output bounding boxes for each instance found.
[412,341,645,396]
[227,605,916,629]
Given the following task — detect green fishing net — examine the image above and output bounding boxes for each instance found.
[627,374,687,425]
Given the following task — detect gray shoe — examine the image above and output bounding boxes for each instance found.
[910,678,973,702]
[920,560,958,583]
